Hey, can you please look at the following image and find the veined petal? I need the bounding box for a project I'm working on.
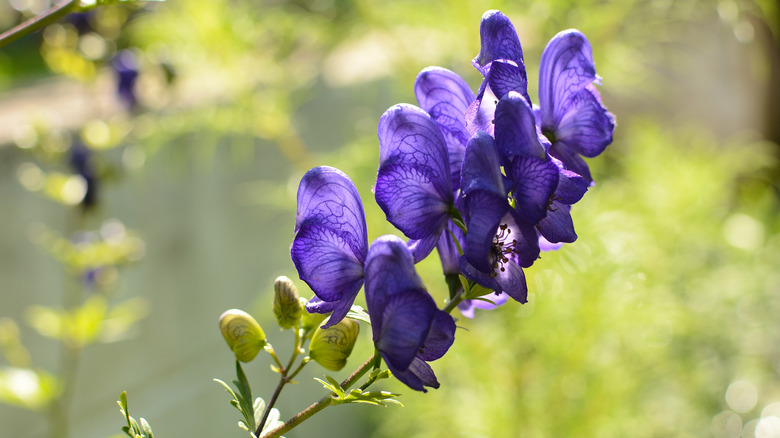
[537,201,577,243]
[486,60,531,105]
[294,166,368,261]
[414,67,475,189]
[555,84,616,158]
[375,162,452,240]
[291,223,365,303]
[418,310,456,362]
[377,104,452,201]
[556,168,589,205]
[408,229,443,264]
[436,220,465,276]
[548,141,593,183]
[383,355,439,392]
[505,154,559,225]
[472,10,524,75]
[375,290,438,371]
[495,92,547,161]
[460,132,505,197]
[538,29,598,131]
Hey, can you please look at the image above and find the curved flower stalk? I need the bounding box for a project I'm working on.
[375,104,455,262]
[364,235,455,392]
[537,29,616,183]
[291,166,368,327]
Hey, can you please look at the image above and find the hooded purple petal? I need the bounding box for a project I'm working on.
[376,104,454,240]
[418,311,456,362]
[414,67,475,190]
[472,10,524,75]
[505,155,559,225]
[292,167,368,327]
[538,30,615,182]
[486,60,531,105]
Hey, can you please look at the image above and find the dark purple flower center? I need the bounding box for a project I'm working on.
[542,128,557,144]
[490,223,519,277]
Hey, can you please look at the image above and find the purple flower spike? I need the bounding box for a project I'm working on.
[376,104,454,261]
[364,235,455,392]
[414,67,475,190]
[538,30,615,182]
[291,166,368,327]
[472,10,524,75]
[495,93,560,225]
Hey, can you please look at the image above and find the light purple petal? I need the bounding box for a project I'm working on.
[376,104,454,239]
[537,201,577,243]
[555,84,616,157]
[377,104,452,199]
[291,223,365,303]
[458,292,509,319]
[539,234,564,252]
[375,162,452,240]
[538,29,598,130]
[294,166,368,260]
[436,221,464,276]
[414,67,475,189]
[472,10,524,75]
[464,81,497,137]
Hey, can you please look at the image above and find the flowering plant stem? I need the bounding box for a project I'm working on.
[0,0,80,48]
[256,328,307,435]
[260,352,377,438]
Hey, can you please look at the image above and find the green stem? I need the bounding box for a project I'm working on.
[256,328,306,436]
[442,283,467,314]
[0,0,81,48]
[260,353,376,438]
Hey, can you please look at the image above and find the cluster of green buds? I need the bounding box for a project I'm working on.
[217,276,359,371]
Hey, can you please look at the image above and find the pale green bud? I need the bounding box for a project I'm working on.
[309,318,359,371]
[300,297,328,334]
[272,276,303,329]
[218,309,266,362]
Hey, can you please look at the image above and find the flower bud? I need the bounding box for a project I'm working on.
[309,318,359,371]
[272,276,303,329]
[218,309,266,362]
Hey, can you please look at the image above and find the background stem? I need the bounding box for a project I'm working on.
[0,0,80,48]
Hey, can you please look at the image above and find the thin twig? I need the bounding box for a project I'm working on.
[0,0,80,48]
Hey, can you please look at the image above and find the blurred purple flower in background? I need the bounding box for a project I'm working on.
[112,50,139,110]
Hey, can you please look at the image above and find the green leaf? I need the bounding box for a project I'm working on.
[313,377,342,396]
[346,305,371,325]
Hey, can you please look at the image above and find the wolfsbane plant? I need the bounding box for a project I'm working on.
[119,9,615,437]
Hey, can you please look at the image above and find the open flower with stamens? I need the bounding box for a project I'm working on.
[291,166,368,327]
[364,235,455,392]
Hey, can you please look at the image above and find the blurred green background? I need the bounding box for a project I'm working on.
[1,0,779,437]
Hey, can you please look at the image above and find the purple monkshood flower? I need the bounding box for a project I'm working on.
[69,141,98,210]
[537,29,615,183]
[291,166,368,328]
[375,104,454,262]
[112,50,139,110]
[364,235,455,392]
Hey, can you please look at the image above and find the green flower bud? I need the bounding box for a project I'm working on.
[272,276,303,329]
[300,297,327,333]
[309,318,359,371]
[218,309,266,362]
